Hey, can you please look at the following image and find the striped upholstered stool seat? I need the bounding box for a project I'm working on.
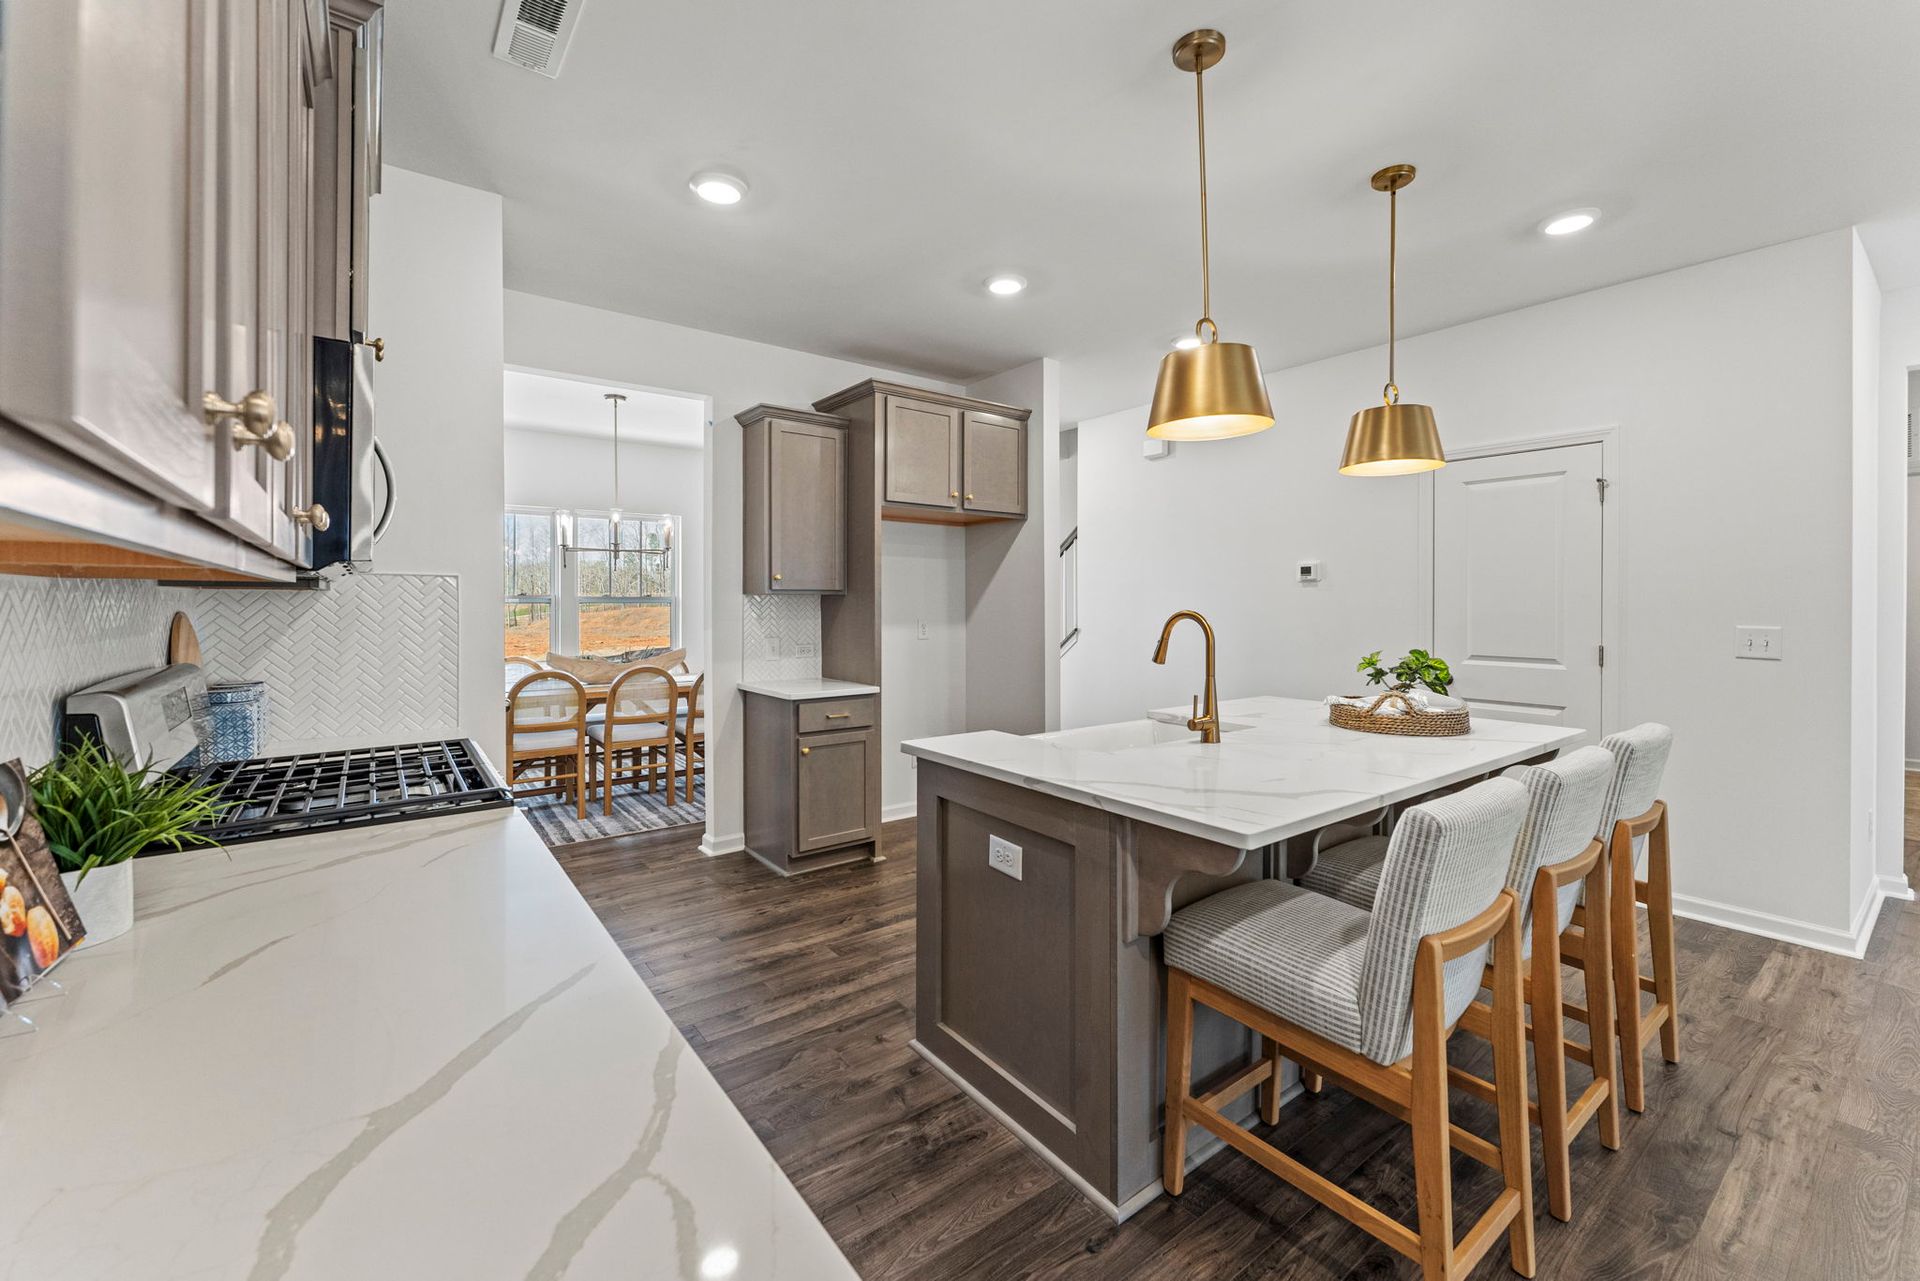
[1164,881,1372,1054]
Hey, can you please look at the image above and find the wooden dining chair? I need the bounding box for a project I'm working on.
[1304,746,1621,1221]
[588,666,678,814]
[504,670,590,819]
[1576,723,1676,1115]
[675,673,705,805]
[504,657,544,692]
[1163,778,1536,1281]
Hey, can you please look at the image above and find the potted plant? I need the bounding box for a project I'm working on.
[1356,648,1455,699]
[28,738,227,945]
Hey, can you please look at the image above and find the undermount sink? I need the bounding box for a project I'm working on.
[1036,718,1252,751]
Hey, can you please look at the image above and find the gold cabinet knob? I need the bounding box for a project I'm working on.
[949,490,959,498]
[772,572,783,582]
[291,502,330,531]
[368,337,386,362]
[965,493,975,501]
[204,390,294,460]
[799,745,811,756]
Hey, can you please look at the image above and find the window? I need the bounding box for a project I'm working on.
[502,508,680,662]
[504,510,553,660]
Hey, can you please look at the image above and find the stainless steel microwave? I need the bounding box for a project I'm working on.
[310,336,395,571]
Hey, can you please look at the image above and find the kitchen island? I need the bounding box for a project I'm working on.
[902,695,1581,1220]
[0,808,854,1281]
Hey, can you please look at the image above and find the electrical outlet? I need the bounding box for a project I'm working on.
[1734,625,1784,660]
[988,835,1023,881]
[795,639,816,658]
[917,620,929,640]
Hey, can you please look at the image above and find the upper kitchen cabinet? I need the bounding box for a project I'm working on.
[0,0,381,579]
[739,405,849,594]
[812,381,1030,525]
[0,0,225,512]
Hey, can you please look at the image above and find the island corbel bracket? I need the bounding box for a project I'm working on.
[1120,819,1248,942]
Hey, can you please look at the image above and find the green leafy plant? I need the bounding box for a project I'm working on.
[28,738,228,882]
[1356,648,1454,697]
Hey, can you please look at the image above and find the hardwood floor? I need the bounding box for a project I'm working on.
[555,818,1920,1279]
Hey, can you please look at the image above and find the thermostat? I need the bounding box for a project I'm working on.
[1297,561,1322,584]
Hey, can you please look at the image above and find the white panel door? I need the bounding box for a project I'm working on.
[1431,443,1605,736]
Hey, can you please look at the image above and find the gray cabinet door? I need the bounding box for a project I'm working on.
[768,418,845,591]
[962,411,1025,516]
[883,395,961,509]
[796,729,875,852]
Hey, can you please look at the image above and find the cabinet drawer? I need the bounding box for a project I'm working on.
[798,696,875,734]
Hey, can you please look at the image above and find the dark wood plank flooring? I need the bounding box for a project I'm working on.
[553,814,1920,1279]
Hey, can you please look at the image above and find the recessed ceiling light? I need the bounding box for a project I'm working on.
[1171,334,1202,351]
[985,274,1027,297]
[689,170,748,206]
[1540,208,1599,237]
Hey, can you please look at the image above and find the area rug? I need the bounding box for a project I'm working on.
[515,759,704,848]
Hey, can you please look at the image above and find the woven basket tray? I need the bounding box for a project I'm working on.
[1328,689,1469,737]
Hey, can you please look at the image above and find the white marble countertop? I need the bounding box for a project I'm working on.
[737,678,879,701]
[0,808,854,1281]
[902,695,1584,849]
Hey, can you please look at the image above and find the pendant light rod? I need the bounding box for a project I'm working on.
[1371,164,1415,401]
[1339,164,1443,476]
[605,391,626,552]
[1195,59,1210,331]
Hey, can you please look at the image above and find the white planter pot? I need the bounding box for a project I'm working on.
[59,860,134,947]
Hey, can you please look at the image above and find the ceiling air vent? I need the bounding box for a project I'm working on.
[492,0,583,78]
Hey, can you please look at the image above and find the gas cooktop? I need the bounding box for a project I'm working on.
[169,739,513,848]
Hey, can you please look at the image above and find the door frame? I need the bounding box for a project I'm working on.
[1416,425,1625,739]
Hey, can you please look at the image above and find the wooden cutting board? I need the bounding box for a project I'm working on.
[167,612,202,666]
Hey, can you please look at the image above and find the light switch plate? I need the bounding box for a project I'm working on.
[1734,625,1784,660]
[988,835,1023,880]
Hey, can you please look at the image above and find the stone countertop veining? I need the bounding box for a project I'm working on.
[737,679,880,701]
[902,695,1585,850]
[0,808,856,1281]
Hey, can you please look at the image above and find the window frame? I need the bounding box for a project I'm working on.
[504,505,682,661]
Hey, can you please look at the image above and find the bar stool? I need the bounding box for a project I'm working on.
[587,666,678,813]
[1583,723,1676,1114]
[1303,747,1620,1221]
[1162,778,1536,1281]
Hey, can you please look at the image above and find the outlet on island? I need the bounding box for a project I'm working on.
[988,835,1023,880]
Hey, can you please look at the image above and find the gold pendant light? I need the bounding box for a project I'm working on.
[1340,164,1446,476]
[1147,30,1274,442]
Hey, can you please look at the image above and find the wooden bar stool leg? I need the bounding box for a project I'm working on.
[1300,1066,1324,1095]
[1530,877,1574,1222]
[1163,969,1195,1196]
[1492,906,1538,1277]
[1647,809,1680,1065]
[574,747,586,819]
[601,744,614,816]
[1585,851,1623,1151]
[1258,1034,1283,1125]
[1410,949,1458,1280]
[1609,825,1646,1113]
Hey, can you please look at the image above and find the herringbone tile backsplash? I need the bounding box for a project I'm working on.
[743,593,822,682]
[0,573,461,765]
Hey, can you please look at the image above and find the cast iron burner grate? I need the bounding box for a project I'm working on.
[167,739,513,848]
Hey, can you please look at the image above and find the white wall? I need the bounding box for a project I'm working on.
[1850,235,1883,920]
[503,428,707,665]
[368,168,506,764]
[1067,231,1883,952]
[881,523,967,816]
[501,289,964,852]
[962,358,1063,734]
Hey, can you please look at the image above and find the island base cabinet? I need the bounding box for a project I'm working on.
[911,761,1267,1219]
[743,692,880,875]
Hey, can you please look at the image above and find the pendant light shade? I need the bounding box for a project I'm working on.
[1146,30,1273,442]
[1339,165,1445,476]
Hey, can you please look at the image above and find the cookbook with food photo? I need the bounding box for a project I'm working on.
[0,759,84,1012]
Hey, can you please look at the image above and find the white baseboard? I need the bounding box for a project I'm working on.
[1878,872,1917,903]
[699,830,745,857]
[1673,885,1890,959]
[882,800,916,823]
[1905,760,1920,772]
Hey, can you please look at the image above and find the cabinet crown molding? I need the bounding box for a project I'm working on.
[810,380,1031,421]
[734,403,849,430]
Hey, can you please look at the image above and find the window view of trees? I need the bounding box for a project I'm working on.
[503,510,677,662]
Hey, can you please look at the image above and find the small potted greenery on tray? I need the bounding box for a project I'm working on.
[1356,648,1455,698]
[28,738,227,945]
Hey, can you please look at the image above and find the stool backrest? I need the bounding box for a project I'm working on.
[1501,746,1615,932]
[1596,722,1673,836]
[1359,776,1528,1064]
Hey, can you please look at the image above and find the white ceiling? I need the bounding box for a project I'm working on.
[503,369,706,447]
[388,1,1920,423]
